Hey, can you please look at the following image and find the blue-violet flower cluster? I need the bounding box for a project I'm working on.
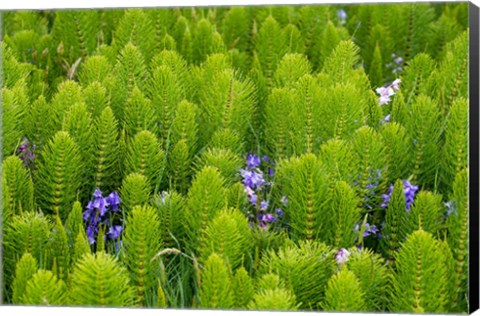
[381,180,419,211]
[240,154,284,229]
[334,248,351,265]
[16,137,36,169]
[376,79,401,105]
[337,9,347,25]
[354,222,379,238]
[387,53,404,74]
[83,189,122,244]
[353,169,382,210]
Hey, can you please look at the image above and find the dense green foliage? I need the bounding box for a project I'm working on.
[1,3,470,313]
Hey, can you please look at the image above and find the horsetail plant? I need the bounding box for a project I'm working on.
[122,204,162,306]
[69,252,135,307]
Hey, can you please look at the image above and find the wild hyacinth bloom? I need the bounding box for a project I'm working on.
[246,154,261,169]
[337,9,347,25]
[108,225,123,239]
[387,53,404,74]
[240,153,279,229]
[92,194,108,216]
[363,223,379,237]
[276,208,284,217]
[334,248,350,265]
[83,189,123,244]
[381,185,393,208]
[381,180,419,211]
[249,194,258,206]
[376,86,395,105]
[403,180,418,210]
[354,222,378,238]
[240,169,266,189]
[106,192,121,211]
[391,79,401,91]
[260,201,269,211]
[244,186,254,196]
[16,137,36,168]
[86,225,96,244]
[256,213,276,229]
[354,169,382,209]
[376,79,401,105]
[262,213,275,223]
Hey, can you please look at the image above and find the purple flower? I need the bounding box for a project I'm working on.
[262,213,276,223]
[384,114,391,123]
[18,144,27,152]
[108,225,123,239]
[84,189,124,246]
[258,213,276,225]
[244,186,254,196]
[86,225,96,245]
[403,180,418,210]
[83,210,92,222]
[376,86,395,98]
[249,194,258,206]
[379,95,391,106]
[334,248,350,265]
[381,180,419,210]
[337,9,347,25]
[106,192,121,211]
[89,213,102,227]
[354,222,379,238]
[260,201,269,211]
[392,67,403,74]
[246,154,261,169]
[376,86,395,105]
[381,185,394,208]
[276,208,284,217]
[269,168,274,177]
[391,79,401,91]
[92,196,108,216]
[240,169,266,189]
[362,223,379,238]
[388,54,404,74]
[376,80,400,105]
[16,137,36,168]
[84,199,94,211]
[93,189,103,198]
[263,155,269,162]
